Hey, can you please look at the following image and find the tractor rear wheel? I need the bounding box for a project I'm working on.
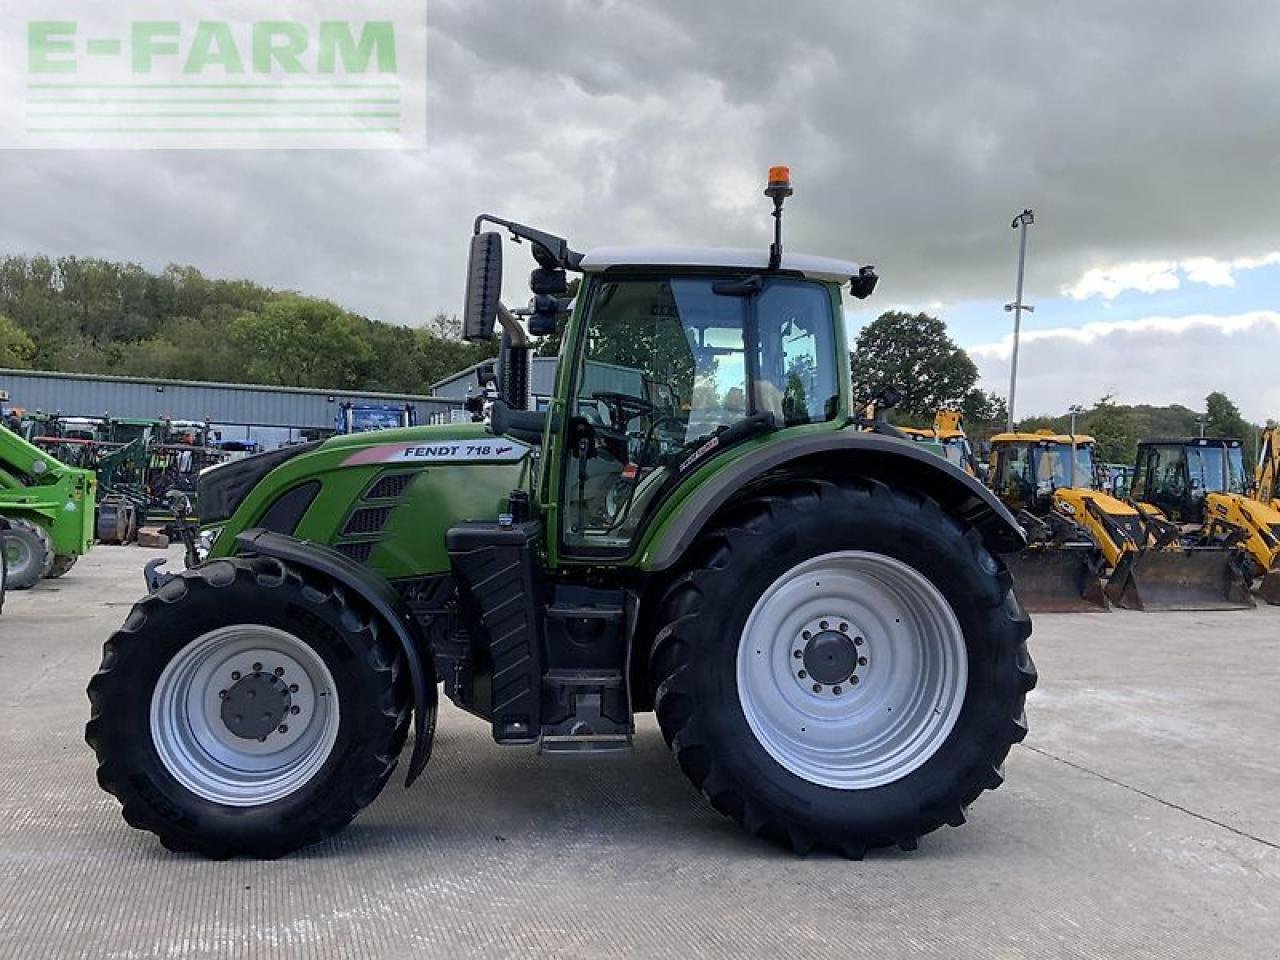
[650,478,1036,856]
[2,519,53,589]
[86,557,412,858]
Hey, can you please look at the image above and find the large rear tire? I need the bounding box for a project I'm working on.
[86,556,412,858]
[650,478,1036,857]
[2,519,53,589]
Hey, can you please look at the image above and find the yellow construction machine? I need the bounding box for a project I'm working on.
[1258,425,1279,506]
[1128,436,1279,606]
[989,432,1254,612]
[900,409,979,477]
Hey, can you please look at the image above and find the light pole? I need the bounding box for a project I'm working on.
[1005,209,1035,432]
[1068,403,1084,488]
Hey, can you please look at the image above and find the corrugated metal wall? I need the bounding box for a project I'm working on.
[0,368,459,430]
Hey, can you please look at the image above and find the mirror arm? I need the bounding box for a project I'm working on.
[473,214,583,271]
[496,302,529,348]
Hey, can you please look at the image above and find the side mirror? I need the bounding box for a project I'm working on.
[463,231,503,342]
[849,265,878,300]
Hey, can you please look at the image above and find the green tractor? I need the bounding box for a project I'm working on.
[86,171,1036,859]
[1,424,97,588]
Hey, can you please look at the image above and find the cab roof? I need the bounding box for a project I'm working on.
[579,246,862,283]
[1137,437,1242,447]
[990,432,1097,445]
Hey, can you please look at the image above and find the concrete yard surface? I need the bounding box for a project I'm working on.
[1,545,1277,959]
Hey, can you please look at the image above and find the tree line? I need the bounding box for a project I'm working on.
[0,255,496,394]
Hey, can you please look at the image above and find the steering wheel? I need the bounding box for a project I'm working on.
[591,391,655,430]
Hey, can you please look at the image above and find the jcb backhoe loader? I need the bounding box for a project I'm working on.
[901,409,978,478]
[1128,437,1279,606]
[989,432,1253,611]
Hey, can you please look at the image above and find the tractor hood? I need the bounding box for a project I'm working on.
[203,421,535,579]
[320,422,533,468]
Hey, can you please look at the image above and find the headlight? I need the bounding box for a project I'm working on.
[196,525,225,562]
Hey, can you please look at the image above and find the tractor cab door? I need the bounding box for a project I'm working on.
[556,273,840,557]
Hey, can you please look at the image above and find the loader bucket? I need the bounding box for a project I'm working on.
[1004,546,1110,613]
[1260,568,1280,606]
[1105,549,1256,612]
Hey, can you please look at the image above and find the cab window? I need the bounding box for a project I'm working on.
[561,274,838,552]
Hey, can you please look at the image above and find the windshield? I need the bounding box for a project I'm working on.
[1040,442,1095,489]
[564,274,839,550]
[348,408,406,433]
[939,437,974,471]
[1226,445,1248,494]
[1186,443,1229,496]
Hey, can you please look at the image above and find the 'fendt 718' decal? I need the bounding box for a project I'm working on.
[343,439,531,467]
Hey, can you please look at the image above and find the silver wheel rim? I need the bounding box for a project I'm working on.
[3,535,33,580]
[150,625,340,807]
[737,551,968,790]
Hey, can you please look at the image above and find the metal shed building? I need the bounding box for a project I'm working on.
[0,368,461,447]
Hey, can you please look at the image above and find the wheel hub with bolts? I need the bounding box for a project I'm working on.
[150,626,339,806]
[796,617,869,695]
[219,669,293,741]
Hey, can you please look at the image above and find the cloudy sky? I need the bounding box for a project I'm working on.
[2,0,1278,421]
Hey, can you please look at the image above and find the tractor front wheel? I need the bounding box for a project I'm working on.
[2,519,53,590]
[651,479,1036,856]
[86,557,412,858]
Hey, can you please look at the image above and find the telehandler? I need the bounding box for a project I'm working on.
[0,423,96,588]
[87,170,1035,859]
[988,432,1252,611]
[1128,437,1279,605]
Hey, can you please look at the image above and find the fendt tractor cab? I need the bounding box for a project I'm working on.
[988,432,1253,611]
[1129,437,1280,605]
[87,170,1035,860]
[337,402,418,435]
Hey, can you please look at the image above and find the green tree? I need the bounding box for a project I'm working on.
[230,296,375,388]
[1083,395,1134,464]
[1204,390,1257,463]
[960,389,1008,442]
[0,313,36,368]
[850,311,979,416]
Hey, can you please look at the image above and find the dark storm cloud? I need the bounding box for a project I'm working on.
[1,0,1277,324]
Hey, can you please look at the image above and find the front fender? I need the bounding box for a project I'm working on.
[234,528,437,786]
[642,431,1025,571]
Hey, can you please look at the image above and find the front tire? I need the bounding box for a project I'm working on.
[86,557,412,858]
[2,519,52,589]
[651,479,1036,856]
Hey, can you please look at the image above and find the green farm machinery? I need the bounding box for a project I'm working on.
[0,423,96,588]
[87,170,1035,859]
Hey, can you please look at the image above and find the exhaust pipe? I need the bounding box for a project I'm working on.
[1105,549,1256,611]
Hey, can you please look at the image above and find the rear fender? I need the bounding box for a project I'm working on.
[641,432,1026,571]
[234,528,438,786]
